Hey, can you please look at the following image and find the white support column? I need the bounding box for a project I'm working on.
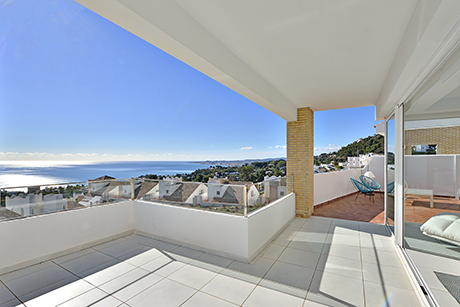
[394,104,405,247]
[384,120,388,224]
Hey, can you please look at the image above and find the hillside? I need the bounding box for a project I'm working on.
[141,159,286,183]
[314,134,384,165]
[140,135,384,182]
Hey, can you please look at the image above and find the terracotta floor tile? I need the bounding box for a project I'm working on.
[313,193,460,224]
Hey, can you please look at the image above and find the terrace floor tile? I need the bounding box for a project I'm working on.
[0,216,423,307]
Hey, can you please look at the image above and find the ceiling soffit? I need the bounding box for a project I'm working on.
[376,1,460,120]
[74,0,460,122]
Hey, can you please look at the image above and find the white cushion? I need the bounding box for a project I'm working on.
[420,213,460,244]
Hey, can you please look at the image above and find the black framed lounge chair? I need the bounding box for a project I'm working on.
[350,177,375,202]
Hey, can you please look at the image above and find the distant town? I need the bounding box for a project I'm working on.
[143,134,385,182]
[1,134,385,219]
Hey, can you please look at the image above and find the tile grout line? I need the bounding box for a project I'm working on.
[49,241,173,305]
[3,257,99,306]
[263,218,322,302]
[304,219,334,299]
[0,278,24,305]
[51,258,111,306]
[177,254,238,306]
[100,257,177,305]
[358,226,367,307]
[240,220,306,306]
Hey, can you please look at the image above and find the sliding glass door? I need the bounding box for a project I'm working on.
[385,116,395,234]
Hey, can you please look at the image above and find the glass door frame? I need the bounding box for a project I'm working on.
[386,103,438,306]
[384,104,405,247]
[394,104,405,247]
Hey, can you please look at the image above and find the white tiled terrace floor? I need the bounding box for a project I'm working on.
[0,216,421,307]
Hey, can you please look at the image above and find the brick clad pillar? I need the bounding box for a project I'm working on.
[287,107,314,218]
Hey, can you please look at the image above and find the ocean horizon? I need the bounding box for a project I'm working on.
[0,161,214,188]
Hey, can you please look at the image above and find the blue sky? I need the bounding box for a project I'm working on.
[0,0,381,161]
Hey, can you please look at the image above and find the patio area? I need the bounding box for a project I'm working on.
[0,216,420,307]
[404,195,460,224]
[313,193,385,224]
[313,192,460,226]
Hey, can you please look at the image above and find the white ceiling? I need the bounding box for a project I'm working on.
[75,0,460,121]
[171,0,417,112]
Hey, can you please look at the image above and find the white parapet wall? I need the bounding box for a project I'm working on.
[133,200,249,262]
[134,193,295,262]
[368,155,385,188]
[0,201,133,274]
[314,169,362,206]
[0,193,296,273]
[247,193,295,261]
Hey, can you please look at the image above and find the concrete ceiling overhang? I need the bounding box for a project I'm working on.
[75,0,460,121]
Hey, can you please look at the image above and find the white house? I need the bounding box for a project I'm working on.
[88,175,115,194]
[5,193,67,216]
[143,184,160,201]
[158,180,181,198]
[6,193,43,216]
[246,184,260,206]
[184,183,208,204]
[42,194,67,213]
[207,182,229,201]
[262,177,287,205]
[79,196,102,207]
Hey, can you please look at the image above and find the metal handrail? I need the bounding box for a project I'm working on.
[0,178,132,191]
[0,174,289,191]
[1,175,293,221]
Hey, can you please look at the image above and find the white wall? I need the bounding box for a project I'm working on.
[247,193,295,261]
[159,181,181,197]
[207,184,228,201]
[90,181,109,192]
[368,155,385,187]
[0,201,133,274]
[133,201,248,261]
[247,185,259,205]
[405,155,459,197]
[314,169,362,205]
[0,193,297,273]
[144,184,160,200]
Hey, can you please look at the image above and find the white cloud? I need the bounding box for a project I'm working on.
[76,153,98,157]
[240,147,253,150]
[275,145,286,149]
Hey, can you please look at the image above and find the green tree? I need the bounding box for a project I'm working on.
[276,160,286,168]
[239,165,254,181]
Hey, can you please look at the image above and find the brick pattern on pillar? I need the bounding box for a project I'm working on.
[287,107,314,218]
[405,126,460,154]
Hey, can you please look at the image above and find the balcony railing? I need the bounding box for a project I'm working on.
[0,175,293,221]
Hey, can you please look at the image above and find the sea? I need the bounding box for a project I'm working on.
[0,161,213,188]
